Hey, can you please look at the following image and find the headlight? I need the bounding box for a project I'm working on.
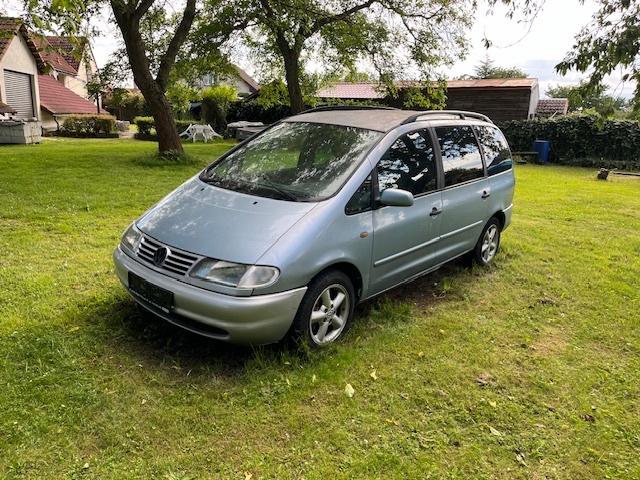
[121,223,142,252]
[190,259,279,289]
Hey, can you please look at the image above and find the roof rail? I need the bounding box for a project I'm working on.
[401,110,493,125]
[300,105,398,114]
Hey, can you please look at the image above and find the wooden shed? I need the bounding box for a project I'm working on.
[441,79,539,122]
[316,78,540,122]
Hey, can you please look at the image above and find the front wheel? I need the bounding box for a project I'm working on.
[473,217,501,266]
[292,269,355,347]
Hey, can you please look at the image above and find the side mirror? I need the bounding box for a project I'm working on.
[379,188,414,207]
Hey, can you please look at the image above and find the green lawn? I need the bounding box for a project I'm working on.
[1,138,639,479]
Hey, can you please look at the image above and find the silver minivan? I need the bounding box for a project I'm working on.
[114,108,515,347]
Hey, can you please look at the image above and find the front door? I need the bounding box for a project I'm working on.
[369,129,443,296]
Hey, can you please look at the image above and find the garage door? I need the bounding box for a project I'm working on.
[4,70,35,119]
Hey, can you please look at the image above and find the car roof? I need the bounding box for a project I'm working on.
[284,107,493,133]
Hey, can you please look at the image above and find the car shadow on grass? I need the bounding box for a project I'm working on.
[107,260,477,375]
[110,300,263,374]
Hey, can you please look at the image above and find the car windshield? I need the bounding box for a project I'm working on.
[200,121,382,202]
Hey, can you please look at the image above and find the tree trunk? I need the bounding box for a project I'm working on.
[280,43,305,114]
[129,57,184,154]
[142,82,183,152]
[111,0,195,155]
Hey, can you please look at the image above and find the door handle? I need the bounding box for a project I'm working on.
[430,207,442,217]
[481,191,491,199]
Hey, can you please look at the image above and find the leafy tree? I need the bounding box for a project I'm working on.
[108,0,197,154]
[201,84,237,132]
[546,81,628,116]
[475,56,527,79]
[17,0,216,155]
[458,56,528,80]
[201,0,474,114]
[255,80,291,109]
[340,69,374,83]
[556,0,640,105]
[167,82,198,120]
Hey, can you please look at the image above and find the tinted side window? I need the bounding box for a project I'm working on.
[377,130,437,196]
[436,126,484,187]
[474,125,513,176]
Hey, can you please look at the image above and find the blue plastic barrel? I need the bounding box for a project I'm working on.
[533,140,550,163]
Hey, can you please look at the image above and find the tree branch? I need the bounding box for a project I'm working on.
[157,0,197,90]
[308,0,377,35]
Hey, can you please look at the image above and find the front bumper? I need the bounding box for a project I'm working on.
[113,247,307,345]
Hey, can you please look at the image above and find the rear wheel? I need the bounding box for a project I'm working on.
[473,217,501,266]
[292,269,355,347]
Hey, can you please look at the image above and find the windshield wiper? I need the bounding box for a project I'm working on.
[258,173,299,201]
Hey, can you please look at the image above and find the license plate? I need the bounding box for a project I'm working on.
[128,272,173,313]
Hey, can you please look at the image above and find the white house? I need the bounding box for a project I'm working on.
[200,64,260,96]
[0,18,41,121]
[0,17,104,133]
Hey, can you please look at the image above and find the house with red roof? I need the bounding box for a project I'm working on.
[0,17,104,132]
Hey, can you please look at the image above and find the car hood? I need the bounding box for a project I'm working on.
[136,177,317,265]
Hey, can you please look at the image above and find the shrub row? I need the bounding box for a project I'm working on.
[227,99,292,126]
[499,114,640,171]
[61,115,117,137]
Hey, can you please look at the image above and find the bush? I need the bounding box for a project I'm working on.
[61,115,117,136]
[227,99,292,125]
[499,114,640,171]
[134,116,155,135]
[201,85,237,133]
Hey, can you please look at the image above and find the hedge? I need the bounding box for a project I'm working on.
[61,115,117,137]
[227,99,292,126]
[499,114,640,171]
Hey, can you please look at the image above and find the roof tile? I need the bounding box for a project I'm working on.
[536,98,569,117]
[38,74,104,115]
[45,36,81,70]
[33,36,77,75]
[0,17,25,63]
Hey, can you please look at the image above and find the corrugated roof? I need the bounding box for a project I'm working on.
[316,79,539,99]
[447,79,538,89]
[316,82,384,99]
[38,74,104,115]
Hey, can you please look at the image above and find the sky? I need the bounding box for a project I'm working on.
[447,0,635,98]
[63,0,637,99]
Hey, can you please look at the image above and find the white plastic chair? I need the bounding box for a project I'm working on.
[179,124,194,140]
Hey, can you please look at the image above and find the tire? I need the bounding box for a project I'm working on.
[292,269,355,347]
[473,217,501,266]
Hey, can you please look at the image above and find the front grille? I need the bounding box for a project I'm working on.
[137,235,199,276]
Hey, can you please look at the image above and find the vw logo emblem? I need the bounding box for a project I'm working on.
[153,247,170,267]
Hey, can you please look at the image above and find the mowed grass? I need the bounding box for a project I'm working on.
[1,137,639,479]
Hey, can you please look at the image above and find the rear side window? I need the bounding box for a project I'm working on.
[436,126,484,187]
[474,126,513,176]
[377,130,438,196]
